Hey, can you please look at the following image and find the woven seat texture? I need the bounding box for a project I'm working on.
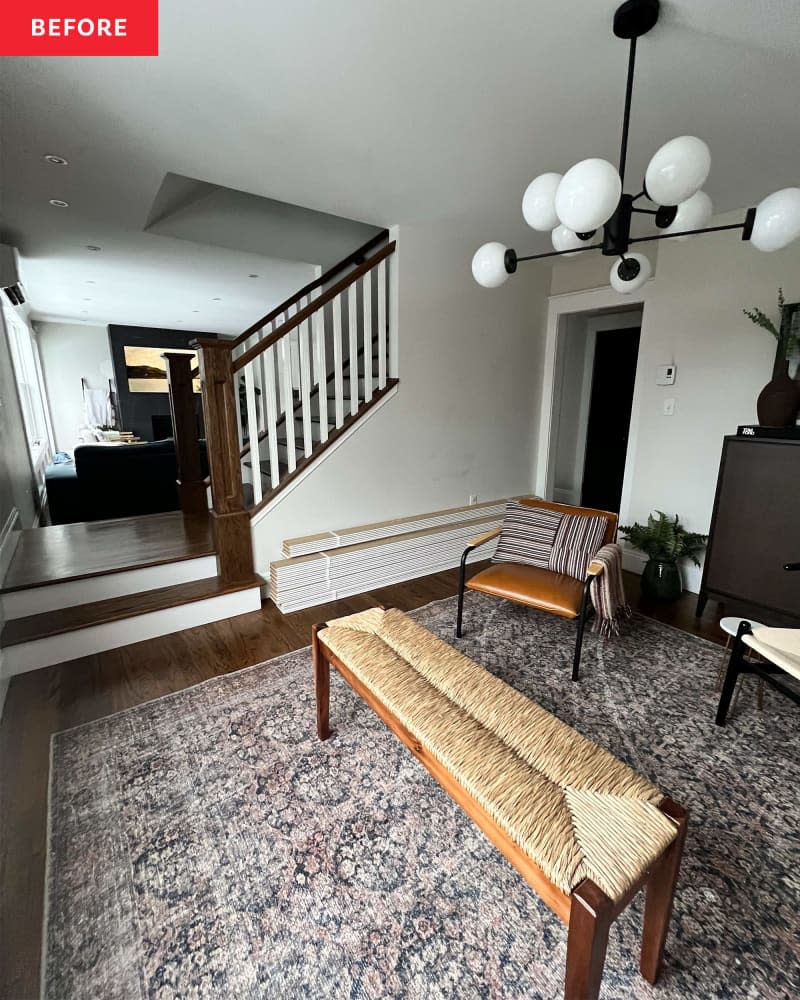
[321,607,676,902]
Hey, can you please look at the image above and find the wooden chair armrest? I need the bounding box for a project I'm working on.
[587,559,605,578]
[466,526,502,551]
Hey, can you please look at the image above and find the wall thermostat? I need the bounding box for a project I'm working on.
[656,364,676,386]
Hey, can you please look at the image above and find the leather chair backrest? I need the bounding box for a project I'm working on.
[517,497,618,546]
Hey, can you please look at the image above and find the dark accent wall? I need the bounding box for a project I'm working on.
[0,310,38,529]
[108,326,217,442]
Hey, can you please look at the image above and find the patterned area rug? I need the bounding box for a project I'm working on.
[44,594,799,1000]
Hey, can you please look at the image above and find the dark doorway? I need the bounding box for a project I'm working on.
[580,326,641,512]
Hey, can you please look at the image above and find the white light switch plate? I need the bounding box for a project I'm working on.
[663,397,676,416]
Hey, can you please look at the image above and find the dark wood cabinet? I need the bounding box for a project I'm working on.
[697,435,800,623]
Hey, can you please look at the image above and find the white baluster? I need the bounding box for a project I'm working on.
[279,334,297,473]
[264,345,280,489]
[377,259,387,389]
[362,271,373,402]
[348,283,358,416]
[314,297,328,443]
[244,362,262,506]
[299,310,313,458]
[333,293,345,428]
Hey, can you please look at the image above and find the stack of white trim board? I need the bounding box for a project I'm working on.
[270,497,513,612]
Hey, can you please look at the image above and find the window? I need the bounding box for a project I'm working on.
[3,306,52,473]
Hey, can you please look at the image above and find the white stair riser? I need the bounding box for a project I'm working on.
[2,585,262,676]
[0,554,218,619]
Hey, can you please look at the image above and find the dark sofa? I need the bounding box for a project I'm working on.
[46,438,208,524]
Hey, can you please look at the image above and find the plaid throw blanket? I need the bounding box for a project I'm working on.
[589,543,631,638]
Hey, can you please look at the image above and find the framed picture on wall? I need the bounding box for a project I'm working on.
[123,346,200,394]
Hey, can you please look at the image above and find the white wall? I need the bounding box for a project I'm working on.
[251,221,551,571]
[548,211,800,591]
[36,322,113,454]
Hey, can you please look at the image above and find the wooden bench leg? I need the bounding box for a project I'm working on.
[565,881,613,1000]
[640,798,688,984]
[311,624,330,740]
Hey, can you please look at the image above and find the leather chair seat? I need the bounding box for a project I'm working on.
[466,562,584,619]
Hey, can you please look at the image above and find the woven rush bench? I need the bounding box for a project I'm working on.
[312,607,688,1000]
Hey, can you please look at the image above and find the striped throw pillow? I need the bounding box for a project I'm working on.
[492,501,563,569]
[548,513,608,580]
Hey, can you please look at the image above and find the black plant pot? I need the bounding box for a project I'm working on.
[641,558,682,601]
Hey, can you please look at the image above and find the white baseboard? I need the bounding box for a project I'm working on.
[0,554,218,620]
[0,507,21,586]
[3,584,262,676]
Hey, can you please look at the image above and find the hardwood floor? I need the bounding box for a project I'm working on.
[1,512,214,592]
[0,566,724,1000]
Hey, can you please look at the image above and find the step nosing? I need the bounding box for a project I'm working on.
[0,575,264,646]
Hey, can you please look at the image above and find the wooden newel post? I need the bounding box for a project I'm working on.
[162,352,207,516]
[191,339,255,584]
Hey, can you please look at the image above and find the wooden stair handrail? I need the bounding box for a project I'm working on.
[232,241,396,374]
[231,228,390,349]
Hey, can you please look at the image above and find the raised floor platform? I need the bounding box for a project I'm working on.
[0,511,215,593]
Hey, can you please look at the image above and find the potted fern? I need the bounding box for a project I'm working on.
[619,511,708,601]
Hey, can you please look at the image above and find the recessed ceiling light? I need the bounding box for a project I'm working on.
[44,153,69,166]
[85,280,96,284]
[83,297,92,301]
[212,297,222,301]
[192,309,199,313]
[86,245,101,252]
[49,198,69,208]
[248,274,259,278]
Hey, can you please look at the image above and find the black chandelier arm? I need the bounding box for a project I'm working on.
[627,220,748,244]
[631,206,658,216]
[618,37,637,189]
[514,242,605,263]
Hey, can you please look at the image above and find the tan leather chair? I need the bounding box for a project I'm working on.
[456,498,618,681]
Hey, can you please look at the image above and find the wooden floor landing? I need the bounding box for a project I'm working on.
[0,566,725,1000]
[0,511,214,592]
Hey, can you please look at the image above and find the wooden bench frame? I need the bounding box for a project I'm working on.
[312,618,688,1000]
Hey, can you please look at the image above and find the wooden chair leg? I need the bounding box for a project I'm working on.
[565,881,613,1000]
[640,798,688,984]
[311,624,330,740]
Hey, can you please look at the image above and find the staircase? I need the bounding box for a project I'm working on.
[189,229,399,584]
[0,512,262,675]
[0,232,398,678]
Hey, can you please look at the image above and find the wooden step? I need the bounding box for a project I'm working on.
[0,574,265,647]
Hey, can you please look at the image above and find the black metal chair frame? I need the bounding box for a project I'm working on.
[455,541,595,682]
[715,619,800,726]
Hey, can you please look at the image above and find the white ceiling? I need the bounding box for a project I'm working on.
[1,0,799,333]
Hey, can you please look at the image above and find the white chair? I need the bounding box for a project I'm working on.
[716,623,800,725]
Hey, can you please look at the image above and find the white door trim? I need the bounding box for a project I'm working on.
[534,281,652,527]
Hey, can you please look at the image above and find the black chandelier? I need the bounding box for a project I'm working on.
[473,0,800,293]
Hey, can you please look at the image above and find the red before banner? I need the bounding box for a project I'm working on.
[2,0,158,56]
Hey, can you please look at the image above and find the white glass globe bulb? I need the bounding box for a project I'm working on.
[645,136,711,206]
[472,242,511,288]
[749,188,800,252]
[555,159,622,232]
[610,253,652,294]
[663,190,713,239]
[522,172,562,231]
[552,225,590,257]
